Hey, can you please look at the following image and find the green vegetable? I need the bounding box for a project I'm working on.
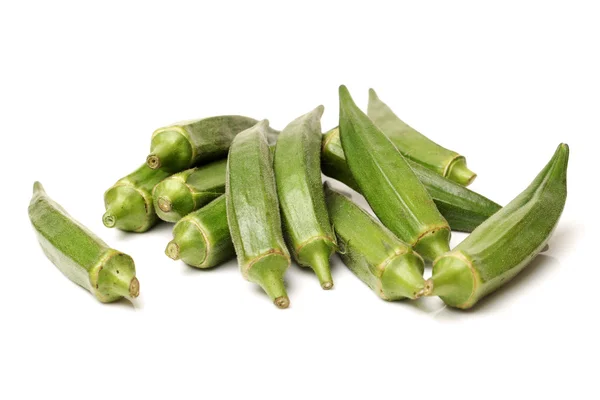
[226,120,291,309]
[426,144,569,309]
[367,88,476,186]
[146,116,259,173]
[166,195,234,269]
[153,159,226,223]
[338,85,451,261]
[29,182,140,303]
[325,185,426,300]
[103,164,171,232]
[321,127,501,232]
[274,106,337,289]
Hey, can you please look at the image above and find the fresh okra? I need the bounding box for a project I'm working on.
[426,144,569,309]
[103,164,171,232]
[166,195,234,269]
[226,120,292,309]
[29,182,140,303]
[321,127,501,232]
[146,116,259,173]
[274,106,337,290]
[338,85,451,261]
[325,185,426,300]
[368,88,476,186]
[152,159,227,223]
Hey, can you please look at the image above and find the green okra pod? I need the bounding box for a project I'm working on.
[166,195,235,269]
[367,88,476,186]
[226,120,292,309]
[325,185,426,300]
[29,182,140,303]
[274,106,337,290]
[153,159,227,223]
[103,164,171,232]
[426,144,569,309]
[321,127,501,232]
[338,85,451,261]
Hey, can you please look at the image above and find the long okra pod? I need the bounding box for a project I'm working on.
[29,182,140,303]
[338,85,451,261]
[321,127,501,232]
[426,144,569,309]
[274,106,337,289]
[226,120,291,309]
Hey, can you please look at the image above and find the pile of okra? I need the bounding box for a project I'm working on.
[28,86,568,309]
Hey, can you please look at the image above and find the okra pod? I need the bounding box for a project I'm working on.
[103,164,171,232]
[29,182,140,303]
[426,144,569,309]
[338,85,451,261]
[325,185,426,300]
[367,88,476,186]
[153,159,227,223]
[226,120,291,309]
[321,127,501,232]
[166,195,234,269]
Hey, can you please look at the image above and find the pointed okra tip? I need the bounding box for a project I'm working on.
[33,181,45,195]
[368,88,379,102]
[313,104,325,119]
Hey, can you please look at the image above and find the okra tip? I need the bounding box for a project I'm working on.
[33,181,45,195]
[165,241,181,260]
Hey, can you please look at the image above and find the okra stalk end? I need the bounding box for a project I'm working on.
[380,252,426,300]
[96,252,140,302]
[165,241,181,260]
[148,129,194,172]
[428,252,476,309]
[102,212,116,228]
[166,221,208,267]
[103,186,149,232]
[446,157,477,186]
[413,227,451,262]
[300,239,335,290]
[247,253,290,309]
[153,178,195,222]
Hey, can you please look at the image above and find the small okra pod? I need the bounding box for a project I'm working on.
[324,185,426,300]
[146,116,260,173]
[166,195,235,269]
[367,88,476,186]
[338,85,451,261]
[103,164,171,232]
[152,159,227,223]
[274,106,337,290]
[426,144,569,309]
[321,127,501,232]
[29,182,140,303]
[226,120,292,309]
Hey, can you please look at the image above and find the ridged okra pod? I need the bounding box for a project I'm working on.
[166,195,234,268]
[274,106,337,290]
[153,159,226,222]
[338,85,451,261]
[103,164,171,232]
[321,127,501,232]
[29,182,140,303]
[226,120,291,309]
[367,88,476,186]
[325,185,426,300]
[427,144,569,309]
[146,116,259,173]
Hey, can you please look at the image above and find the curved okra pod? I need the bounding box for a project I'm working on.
[367,88,476,186]
[29,182,140,303]
[274,106,337,290]
[226,120,292,309]
[321,127,501,232]
[146,116,259,173]
[338,85,451,261]
[152,159,227,222]
[166,195,235,268]
[325,185,426,300]
[103,164,171,232]
[426,144,569,309]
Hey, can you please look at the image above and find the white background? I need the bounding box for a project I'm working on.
[1,1,598,399]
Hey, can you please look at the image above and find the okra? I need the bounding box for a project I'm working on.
[166,195,234,269]
[103,164,171,232]
[29,182,140,303]
[226,120,291,309]
[368,88,476,186]
[146,116,259,173]
[426,144,569,309]
[338,85,451,261]
[325,185,426,300]
[321,127,501,232]
[153,159,227,223]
